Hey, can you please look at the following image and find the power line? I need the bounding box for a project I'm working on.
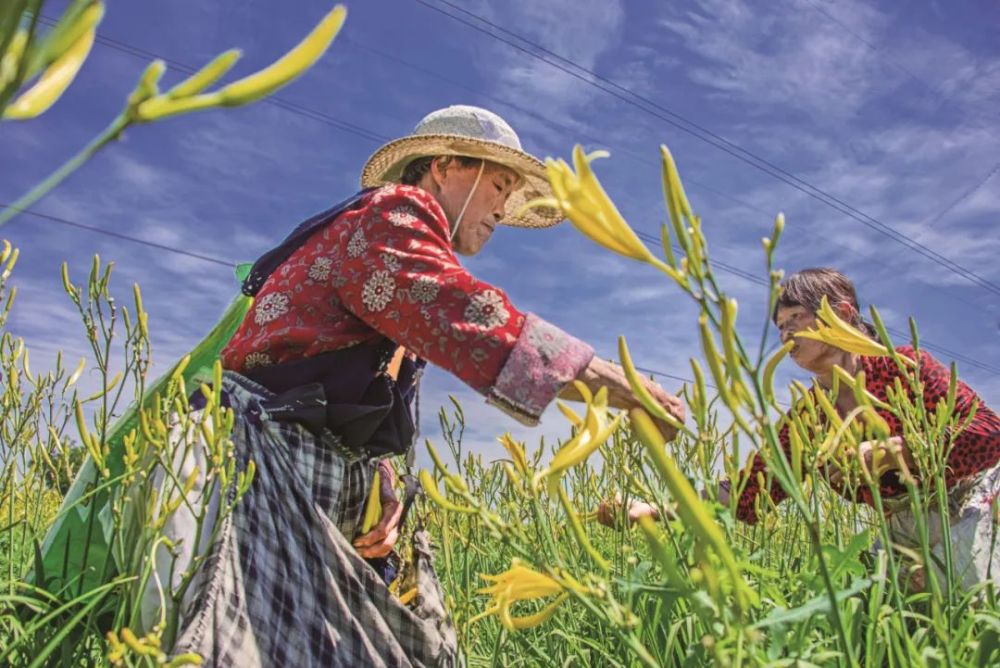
[3,204,235,267]
[636,365,699,387]
[341,22,994,320]
[415,0,1000,299]
[78,13,739,210]
[16,16,1000,377]
[344,31,988,368]
[338,35,774,220]
[923,161,1000,231]
[631,230,1000,376]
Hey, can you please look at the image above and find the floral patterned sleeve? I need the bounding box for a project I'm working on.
[881,347,1000,485]
[335,186,594,426]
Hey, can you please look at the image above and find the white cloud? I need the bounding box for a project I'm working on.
[473,0,624,118]
[656,0,889,122]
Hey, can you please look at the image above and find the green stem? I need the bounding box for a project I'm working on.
[0,113,130,228]
[556,485,609,572]
[745,372,858,666]
[806,518,857,666]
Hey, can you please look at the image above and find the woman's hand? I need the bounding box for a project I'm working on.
[596,493,671,528]
[642,379,686,440]
[714,480,732,507]
[564,357,686,439]
[353,464,403,559]
[828,436,914,485]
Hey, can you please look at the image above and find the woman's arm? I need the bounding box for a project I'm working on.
[560,356,685,436]
[897,347,1000,484]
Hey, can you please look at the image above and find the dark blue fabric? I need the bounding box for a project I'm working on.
[241,189,374,297]
[237,188,423,458]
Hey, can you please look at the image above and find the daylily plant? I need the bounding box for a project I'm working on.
[470,560,576,631]
[534,381,624,495]
[795,295,894,358]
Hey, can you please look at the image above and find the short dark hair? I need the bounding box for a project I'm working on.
[399,155,482,186]
[774,267,873,334]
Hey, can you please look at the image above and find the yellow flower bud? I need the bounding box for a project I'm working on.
[419,469,475,514]
[217,6,346,105]
[771,213,785,247]
[659,144,694,251]
[165,652,204,667]
[1,246,18,281]
[24,1,104,76]
[763,340,794,405]
[0,31,28,89]
[4,11,98,119]
[619,335,683,430]
[398,587,418,606]
[126,59,167,109]
[167,49,241,99]
[361,469,383,533]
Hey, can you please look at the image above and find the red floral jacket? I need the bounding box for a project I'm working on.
[221,184,594,426]
[735,346,1000,523]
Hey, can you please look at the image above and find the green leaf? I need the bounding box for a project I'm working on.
[753,577,872,629]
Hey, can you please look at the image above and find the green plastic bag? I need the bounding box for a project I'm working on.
[35,267,252,596]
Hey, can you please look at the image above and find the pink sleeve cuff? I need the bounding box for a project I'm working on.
[486,313,595,426]
[377,458,396,487]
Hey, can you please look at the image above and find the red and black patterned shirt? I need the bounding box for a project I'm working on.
[220,184,594,426]
[734,346,1000,524]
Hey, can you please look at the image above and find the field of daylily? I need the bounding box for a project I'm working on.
[4,2,1000,666]
[3,146,1000,666]
[413,146,1000,667]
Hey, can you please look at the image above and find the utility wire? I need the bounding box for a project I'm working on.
[416,0,1000,298]
[13,13,999,378]
[2,204,236,268]
[633,230,1000,375]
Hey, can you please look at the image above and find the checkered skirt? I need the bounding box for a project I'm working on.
[170,372,457,667]
[882,460,1000,591]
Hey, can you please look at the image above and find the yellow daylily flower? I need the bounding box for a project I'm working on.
[4,17,98,120]
[795,295,891,357]
[519,146,658,263]
[134,5,346,121]
[498,433,530,475]
[470,560,573,630]
[534,382,624,494]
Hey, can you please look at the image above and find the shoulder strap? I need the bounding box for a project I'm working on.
[242,188,375,296]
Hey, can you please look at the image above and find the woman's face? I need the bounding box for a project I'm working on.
[775,305,841,375]
[428,158,518,256]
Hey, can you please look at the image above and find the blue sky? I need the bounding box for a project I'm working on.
[3,0,999,460]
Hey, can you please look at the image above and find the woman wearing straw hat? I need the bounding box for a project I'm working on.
[161,105,684,667]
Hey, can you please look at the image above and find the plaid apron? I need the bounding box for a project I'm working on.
[881,461,1000,591]
[168,372,457,667]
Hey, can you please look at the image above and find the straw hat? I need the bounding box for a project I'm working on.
[361,105,562,228]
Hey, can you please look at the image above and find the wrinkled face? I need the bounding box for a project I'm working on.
[427,158,519,256]
[775,305,839,375]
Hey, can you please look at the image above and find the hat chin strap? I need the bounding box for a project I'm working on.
[450,159,486,241]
